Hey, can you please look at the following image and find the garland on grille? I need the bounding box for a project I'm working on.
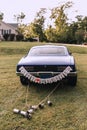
[19,66,72,84]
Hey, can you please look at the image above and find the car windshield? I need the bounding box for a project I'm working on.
[28,46,68,56]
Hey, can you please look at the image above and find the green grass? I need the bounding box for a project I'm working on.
[0,42,87,130]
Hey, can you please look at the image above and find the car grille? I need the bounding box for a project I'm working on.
[21,65,74,72]
[17,65,76,73]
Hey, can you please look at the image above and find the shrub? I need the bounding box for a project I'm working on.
[9,34,15,41]
[3,34,9,41]
[16,34,24,41]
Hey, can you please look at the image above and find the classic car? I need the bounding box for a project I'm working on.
[16,45,77,86]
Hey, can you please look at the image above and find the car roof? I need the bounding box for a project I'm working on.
[31,45,67,49]
[28,44,69,56]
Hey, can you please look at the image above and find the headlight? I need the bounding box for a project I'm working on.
[24,66,34,72]
[57,66,67,72]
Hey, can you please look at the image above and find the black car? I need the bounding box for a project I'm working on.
[16,45,77,86]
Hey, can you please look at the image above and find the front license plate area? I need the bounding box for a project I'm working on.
[39,73,52,78]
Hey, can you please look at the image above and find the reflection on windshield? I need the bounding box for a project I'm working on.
[29,47,68,56]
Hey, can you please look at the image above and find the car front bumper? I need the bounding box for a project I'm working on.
[16,71,77,78]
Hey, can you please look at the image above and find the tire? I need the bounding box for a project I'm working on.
[20,76,29,86]
[68,76,77,86]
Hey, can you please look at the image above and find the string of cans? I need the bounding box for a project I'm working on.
[13,82,60,120]
[13,66,72,120]
[13,99,53,120]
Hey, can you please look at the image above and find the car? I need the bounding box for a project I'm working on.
[16,45,77,86]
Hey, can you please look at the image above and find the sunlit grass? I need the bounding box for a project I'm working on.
[0,42,87,130]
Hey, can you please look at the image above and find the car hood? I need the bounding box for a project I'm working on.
[18,55,74,65]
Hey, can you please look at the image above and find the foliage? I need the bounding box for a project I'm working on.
[23,23,38,39]
[50,1,73,31]
[14,12,25,23]
[45,1,87,44]
[45,1,73,43]
[13,1,87,43]
[9,34,15,41]
[17,24,26,34]
[70,16,87,44]
[30,8,47,41]
[45,26,57,42]
[17,8,47,42]
[3,34,15,41]
[75,29,84,44]
[0,11,4,20]
[16,34,24,41]
[3,34,9,41]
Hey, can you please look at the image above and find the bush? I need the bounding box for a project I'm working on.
[3,34,9,41]
[3,34,15,41]
[9,34,15,41]
[16,34,24,41]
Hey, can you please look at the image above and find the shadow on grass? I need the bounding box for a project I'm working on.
[24,81,77,98]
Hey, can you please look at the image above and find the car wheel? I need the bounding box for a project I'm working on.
[68,76,77,86]
[20,76,29,86]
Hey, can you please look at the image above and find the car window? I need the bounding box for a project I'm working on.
[28,47,68,56]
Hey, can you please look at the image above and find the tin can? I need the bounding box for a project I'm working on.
[47,101,53,106]
[13,108,20,114]
[27,109,34,114]
[39,103,44,109]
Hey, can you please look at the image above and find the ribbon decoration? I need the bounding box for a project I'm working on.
[19,66,72,84]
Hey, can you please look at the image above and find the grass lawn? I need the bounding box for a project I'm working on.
[0,42,87,130]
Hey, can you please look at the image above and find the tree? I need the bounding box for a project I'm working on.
[74,15,87,43]
[0,12,4,20]
[47,1,73,43]
[20,12,25,23]
[45,25,57,42]
[14,12,25,23]
[31,8,47,41]
[65,22,78,44]
[20,8,47,41]
[23,23,38,40]
[50,1,73,31]
[83,17,87,42]
[18,24,26,34]
[75,29,84,44]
